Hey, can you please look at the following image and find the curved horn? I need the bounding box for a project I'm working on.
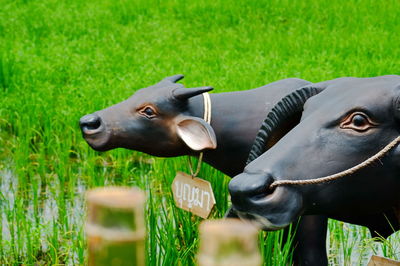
[173,86,213,100]
[246,86,324,164]
[162,74,184,83]
[394,86,400,122]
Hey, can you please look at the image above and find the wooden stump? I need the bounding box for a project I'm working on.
[198,219,261,266]
[368,255,400,266]
[86,187,146,266]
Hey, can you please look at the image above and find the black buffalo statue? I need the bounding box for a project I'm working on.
[80,75,334,264]
[80,75,309,176]
[229,75,400,246]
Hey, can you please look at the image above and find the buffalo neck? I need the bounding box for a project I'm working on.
[187,90,269,177]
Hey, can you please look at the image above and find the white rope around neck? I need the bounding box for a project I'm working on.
[188,93,211,177]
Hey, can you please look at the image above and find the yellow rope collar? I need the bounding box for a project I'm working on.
[188,93,211,177]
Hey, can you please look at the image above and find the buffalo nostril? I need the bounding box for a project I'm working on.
[80,114,102,131]
[229,173,276,200]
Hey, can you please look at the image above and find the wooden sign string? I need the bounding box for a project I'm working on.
[188,92,212,177]
[174,93,215,219]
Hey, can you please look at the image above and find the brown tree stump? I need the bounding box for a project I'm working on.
[198,219,261,266]
[368,255,400,266]
[86,187,146,266]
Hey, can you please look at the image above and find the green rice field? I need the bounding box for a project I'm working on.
[1,0,400,264]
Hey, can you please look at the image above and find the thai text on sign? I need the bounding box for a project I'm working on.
[172,172,216,219]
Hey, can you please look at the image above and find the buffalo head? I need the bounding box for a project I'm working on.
[229,75,400,230]
[80,75,216,156]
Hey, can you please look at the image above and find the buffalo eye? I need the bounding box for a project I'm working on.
[352,114,367,127]
[340,112,378,132]
[138,106,157,118]
[144,107,154,116]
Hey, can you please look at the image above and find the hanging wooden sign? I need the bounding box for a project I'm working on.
[172,172,216,219]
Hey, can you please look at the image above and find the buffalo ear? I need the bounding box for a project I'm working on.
[176,117,217,151]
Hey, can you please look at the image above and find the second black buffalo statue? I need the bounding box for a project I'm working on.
[230,75,400,244]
